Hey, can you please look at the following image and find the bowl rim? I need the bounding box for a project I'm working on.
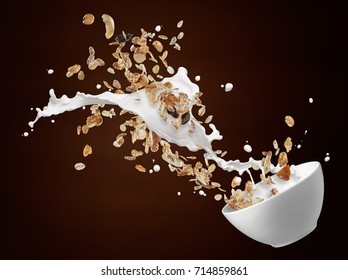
[222,161,322,215]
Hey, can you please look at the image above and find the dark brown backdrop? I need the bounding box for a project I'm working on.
[2,0,346,259]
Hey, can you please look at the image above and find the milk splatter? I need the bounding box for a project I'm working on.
[96,84,102,89]
[243,144,252,153]
[194,75,201,82]
[28,68,273,183]
[224,83,233,92]
[47,69,54,75]
[324,153,330,162]
[153,164,160,172]
[309,98,313,103]
[23,132,29,137]
[155,25,161,32]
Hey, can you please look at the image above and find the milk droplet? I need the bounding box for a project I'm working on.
[220,84,224,88]
[96,84,101,89]
[195,75,201,82]
[47,69,54,74]
[224,83,233,92]
[304,130,308,135]
[152,159,155,163]
[155,25,161,32]
[324,156,330,162]
[23,132,29,137]
[297,144,301,149]
[82,106,86,110]
[153,164,160,172]
[177,192,181,196]
[51,119,55,123]
[199,190,205,196]
[31,129,33,132]
[234,176,242,184]
[309,97,313,103]
[30,108,33,110]
[149,169,153,174]
[243,144,252,153]
[326,153,329,156]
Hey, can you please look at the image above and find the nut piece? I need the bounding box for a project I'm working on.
[74,162,86,171]
[82,14,95,25]
[102,14,115,39]
[285,115,295,127]
[277,164,291,180]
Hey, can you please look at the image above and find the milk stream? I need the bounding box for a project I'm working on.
[29,67,277,183]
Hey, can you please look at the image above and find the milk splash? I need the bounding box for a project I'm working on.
[29,67,264,179]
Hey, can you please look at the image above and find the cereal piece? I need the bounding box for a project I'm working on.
[169,36,177,46]
[177,32,184,40]
[152,64,160,74]
[152,40,163,52]
[204,115,213,124]
[135,164,146,172]
[66,64,81,77]
[82,14,95,25]
[208,164,216,173]
[177,20,184,28]
[101,14,115,39]
[173,43,181,51]
[161,50,168,60]
[273,139,278,150]
[124,156,136,161]
[113,133,126,147]
[167,66,174,74]
[158,35,168,40]
[77,70,85,80]
[261,151,272,174]
[284,137,292,153]
[77,125,81,135]
[81,124,89,134]
[186,156,197,160]
[285,115,295,127]
[74,162,85,171]
[277,165,291,181]
[119,124,127,132]
[83,144,92,157]
[214,194,223,201]
[131,149,144,157]
[215,150,222,155]
[260,174,274,185]
[103,80,114,90]
[278,151,288,167]
[107,67,115,74]
[112,79,121,89]
[271,188,278,196]
[198,106,206,116]
[245,181,253,198]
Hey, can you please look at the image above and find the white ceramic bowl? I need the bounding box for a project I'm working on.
[222,161,324,247]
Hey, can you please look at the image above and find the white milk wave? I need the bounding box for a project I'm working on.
[29,67,278,180]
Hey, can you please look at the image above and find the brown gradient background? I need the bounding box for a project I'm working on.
[2,0,346,259]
